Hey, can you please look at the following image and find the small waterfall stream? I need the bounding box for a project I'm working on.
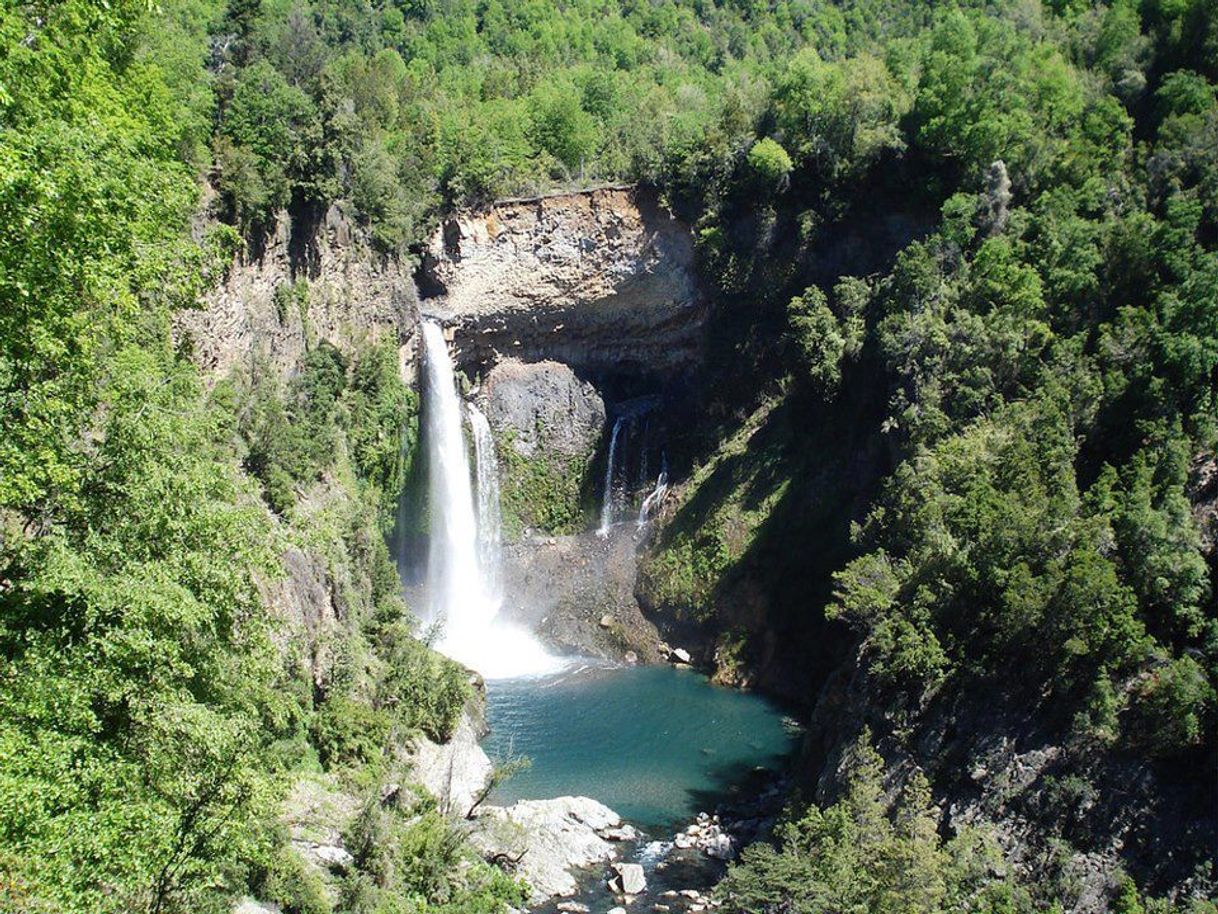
[597,399,665,536]
[597,416,625,537]
[638,455,668,527]
[420,321,558,679]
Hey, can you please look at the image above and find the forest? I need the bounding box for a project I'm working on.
[1,0,1215,911]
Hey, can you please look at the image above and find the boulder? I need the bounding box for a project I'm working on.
[612,862,647,895]
[669,647,692,664]
[704,833,735,860]
[311,844,354,872]
[483,358,605,460]
[603,824,641,841]
[408,709,493,816]
[233,900,282,914]
[469,796,629,903]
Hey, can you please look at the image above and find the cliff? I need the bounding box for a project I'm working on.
[176,205,417,383]
[419,186,702,379]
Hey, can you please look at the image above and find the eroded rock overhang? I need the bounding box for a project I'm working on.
[416,185,703,383]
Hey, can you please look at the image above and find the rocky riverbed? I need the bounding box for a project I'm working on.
[484,775,789,914]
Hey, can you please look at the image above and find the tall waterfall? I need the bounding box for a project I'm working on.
[597,416,624,537]
[420,321,558,679]
[467,403,502,602]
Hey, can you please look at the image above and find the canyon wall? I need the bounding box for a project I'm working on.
[419,186,702,380]
[177,205,417,383]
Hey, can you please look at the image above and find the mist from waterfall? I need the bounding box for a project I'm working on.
[420,321,559,679]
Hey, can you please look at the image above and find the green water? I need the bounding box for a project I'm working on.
[481,664,798,829]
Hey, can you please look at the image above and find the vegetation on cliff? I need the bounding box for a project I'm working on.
[637,0,1217,907]
[0,3,493,912]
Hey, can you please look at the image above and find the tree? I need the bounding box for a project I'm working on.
[745,137,793,193]
[527,82,600,174]
[787,287,847,394]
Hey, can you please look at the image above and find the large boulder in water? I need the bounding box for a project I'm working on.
[609,861,647,895]
[468,796,637,903]
[483,358,604,460]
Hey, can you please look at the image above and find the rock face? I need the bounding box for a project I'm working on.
[282,774,361,896]
[420,186,701,378]
[468,796,638,903]
[408,708,494,817]
[177,205,416,383]
[261,546,337,688]
[483,358,605,459]
[500,530,664,662]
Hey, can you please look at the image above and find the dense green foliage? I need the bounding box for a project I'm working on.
[0,3,478,911]
[630,0,1216,905]
[496,429,593,537]
[719,733,1218,914]
[3,0,1216,908]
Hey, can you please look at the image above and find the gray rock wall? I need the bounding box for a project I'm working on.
[177,205,417,384]
[482,358,605,460]
[420,186,702,378]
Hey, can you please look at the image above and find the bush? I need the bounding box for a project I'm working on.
[260,846,333,914]
[1129,655,1215,755]
[745,137,793,192]
[311,695,393,770]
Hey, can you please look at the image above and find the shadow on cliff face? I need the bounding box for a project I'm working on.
[637,352,891,708]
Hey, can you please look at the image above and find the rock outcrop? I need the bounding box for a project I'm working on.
[177,205,416,383]
[420,187,701,378]
[468,796,639,903]
[408,708,494,818]
[500,530,664,662]
[482,358,605,459]
[282,774,361,897]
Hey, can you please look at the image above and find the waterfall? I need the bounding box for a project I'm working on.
[597,416,624,537]
[638,454,669,527]
[420,321,558,679]
[422,322,486,635]
[467,402,502,602]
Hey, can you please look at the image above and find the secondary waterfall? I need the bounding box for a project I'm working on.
[468,403,502,602]
[597,399,663,537]
[638,455,668,527]
[596,416,625,537]
[420,321,558,679]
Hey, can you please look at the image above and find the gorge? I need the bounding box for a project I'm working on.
[169,179,1217,914]
[5,3,1217,911]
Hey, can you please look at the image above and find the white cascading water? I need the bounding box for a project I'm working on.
[421,321,559,679]
[638,455,669,527]
[467,402,502,602]
[597,416,624,537]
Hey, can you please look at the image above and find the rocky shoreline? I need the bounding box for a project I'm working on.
[468,771,791,914]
